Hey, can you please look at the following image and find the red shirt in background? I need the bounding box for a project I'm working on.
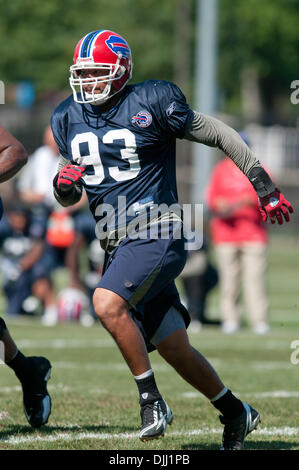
[206,158,267,245]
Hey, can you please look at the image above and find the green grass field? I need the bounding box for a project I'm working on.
[0,235,298,450]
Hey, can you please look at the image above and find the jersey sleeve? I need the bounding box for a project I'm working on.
[50,104,70,159]
[149,81,194,139]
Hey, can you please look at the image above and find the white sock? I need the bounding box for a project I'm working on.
[134,369,153,381]
[210,387,228,403]
[44,305,57,316]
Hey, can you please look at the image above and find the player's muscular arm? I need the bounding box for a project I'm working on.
[0,126,27,182]
[185,111,293,224]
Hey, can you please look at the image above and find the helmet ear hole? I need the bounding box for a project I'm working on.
[117,66,126,77]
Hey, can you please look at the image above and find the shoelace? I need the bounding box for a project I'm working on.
[141,402,159,426]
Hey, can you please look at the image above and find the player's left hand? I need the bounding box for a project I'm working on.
[259,189,294,225]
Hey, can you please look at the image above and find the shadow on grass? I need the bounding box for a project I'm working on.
[182,440,299,451]
[0,423,138,440]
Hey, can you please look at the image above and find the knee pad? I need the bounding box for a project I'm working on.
[0,317,7,340]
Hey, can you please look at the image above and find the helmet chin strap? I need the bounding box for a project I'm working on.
[84,82,111,105]
[85,82,124,106]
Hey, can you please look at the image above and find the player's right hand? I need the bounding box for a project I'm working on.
[55,164,86,192]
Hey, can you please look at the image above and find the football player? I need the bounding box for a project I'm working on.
[51,31,293,449]
[0,125,52,428]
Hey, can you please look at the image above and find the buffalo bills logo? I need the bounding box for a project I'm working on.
[132,110,152,128]
[106,35,130,58]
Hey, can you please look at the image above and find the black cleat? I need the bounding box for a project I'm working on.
[20,356,52,428]
[219,402,260,450]
[139,399,173,442]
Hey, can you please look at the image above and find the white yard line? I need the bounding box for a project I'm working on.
[3,358,292,371]
[13,337,293,351]
[250,361,294,370]
[2,385,298,400]
[52,361,128,371]
[50,359,294,372]
[1,426,298,445]
[244,390,299,398]
[52,361,169,372]
[16,339,115,349]
[0,385,21,393]
[182,390,299,399]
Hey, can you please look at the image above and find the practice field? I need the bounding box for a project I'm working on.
[0,234,298,451]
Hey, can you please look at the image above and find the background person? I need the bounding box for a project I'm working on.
[18,125,61,210]
[17,125,90,325]
[0,204,56,317]
[206,135,270,334]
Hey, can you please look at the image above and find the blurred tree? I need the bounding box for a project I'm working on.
[0,0,179,93]
[173,0,193,102]
[1,0,299,124]
[219,0,299,124]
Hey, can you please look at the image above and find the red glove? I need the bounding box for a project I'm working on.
[55,165,85,192]
[259,189,294,225]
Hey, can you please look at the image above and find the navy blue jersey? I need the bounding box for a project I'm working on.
[51,80,193,234]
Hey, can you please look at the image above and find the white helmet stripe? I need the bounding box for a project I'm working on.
[78,33,89,59]
[87,30,109,58]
